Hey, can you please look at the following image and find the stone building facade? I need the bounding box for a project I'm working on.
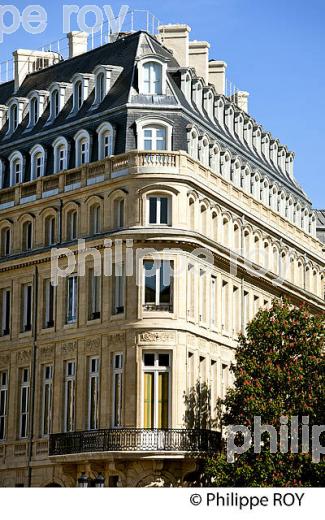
[0,24,323,487]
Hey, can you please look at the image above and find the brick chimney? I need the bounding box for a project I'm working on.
[208,60,227,95]
[67,31,89,58]
[158,24,191,67]
[189,41,210,83]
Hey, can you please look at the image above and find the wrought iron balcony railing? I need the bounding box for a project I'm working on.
[49,428,221,456]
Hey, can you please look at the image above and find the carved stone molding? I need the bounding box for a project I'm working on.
[138,331,175,344]
[0,354,10,367]
[62,341,77,355]
[108,333,125,345]
[85,337,101,354]
[39,345,55,360]
[16,350,31,364]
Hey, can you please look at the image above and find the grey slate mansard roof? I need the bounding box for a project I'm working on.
[0,30,312,204]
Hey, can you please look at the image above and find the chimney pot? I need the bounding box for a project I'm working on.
[208,60,227,95]
[158,24,191,67]
[189,41,210,83]
[67,31,89,58]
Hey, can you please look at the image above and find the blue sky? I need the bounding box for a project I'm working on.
[1,0,324,207]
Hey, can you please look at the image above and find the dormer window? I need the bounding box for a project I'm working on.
[71,74,94,113]
[51,90,59,119]
[187,128,199,160]
[11,104,18,131]
[136,118,172,151]
[30,97,39,126]
[192,80,203,111]
[53,136,68,173]
[199,136,210,167]
[97,122,114,160]
[74,130,91,167]
[6,98,28,134]
[30,145,46,179]
[138,57,167,96]
[9,151,23,186]
[181,71,192,102]
[96,73,105,102]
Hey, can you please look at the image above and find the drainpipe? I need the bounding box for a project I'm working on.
[27,265,38,487]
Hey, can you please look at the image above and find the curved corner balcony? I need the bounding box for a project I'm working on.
[49,428,221,457]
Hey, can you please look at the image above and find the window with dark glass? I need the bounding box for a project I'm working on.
[148,196,169,225]
[19,368,30,438]
[143,260,173,311]
[22,283,32,332]
[1,288,11,336]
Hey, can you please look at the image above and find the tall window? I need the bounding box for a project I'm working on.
[45,215,56,246]
[211,276,217,327]
[221,280,229,333]
[64,361,76,432]
[19,368,30,438]
[88,357,100,430]
[67,210,77,240]
[148,196,170,225]
[22,221,33,251]
[41,365,53,436]
[88,268,101,320]
[188,130,198,160]
[22,283,32,332]
[143,62,162,95]
[114,198,124,228]
[210,359,218,421]
[96,72,105,103]
[143,352,170,428]
[30,97,39,126]
[97,123,114,160]
[199,269,207,322]
[53,138,68,173]
[112,353,123,427]
[1,227,11,256]
[51,89,59,119]
[80,139,88,165]
[44,279,55,328]
[143,260,173,312]
[74,81,83,110]
[186,264,195,320]
[0,370,8,440]
[10,104,18,131]
[90,204,101,234]
[66,275,78,324]
[143,126,167,150]
[11,157,22,185]
[112,262,125,315]
[1,288,11,336]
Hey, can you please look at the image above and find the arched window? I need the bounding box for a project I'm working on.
[30,97,39,126]
[188,197,195,230]
[142,61,163,95]
[1,227,11,256]
[10,103,18,132]
[222,216,230,247]
[30,145,45,180]
[90,204,101,234]
[9,151,23,186]
[53,137,68,173]
[211,211,218,241]
[97,123,114,160]
[200,204,207,235]
[74,80,83,110]
[234,223,241,251]
[45,215,56,246]
[22,221,33,251]
[74,130,91,167]
[188,129,198,160]
[210,145,220,173]
[96,72,105,103]
[67,209,77,240]
[199,137,209,167]
[51,89,59,119]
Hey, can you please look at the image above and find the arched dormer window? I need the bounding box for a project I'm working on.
[30,144,46,180]
[138,57,167,96]
[97,122,114,160]
[28,91,48,128]
[214,97,225,126]
[9,151,24,186]
[71,73,94,113]
[181,71,192,102]
[187,127,198,160]
[192,80,203,111]
[50,89,59,119]
[74,130,91,167]
[7,97,28,134]
[96,72,105,102]
[203,89,214,119]
[199,136,209,167]
[48,82,71,121]
[53,136,69,173]
[10,103,18,131]
[93,65,112,105]
[210,144,220,173]
[75,80,83,110]
[136,118,172,151]
[0,159,5,189]
[220,151,231,180]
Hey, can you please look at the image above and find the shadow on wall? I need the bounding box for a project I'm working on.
[183,380,221,430]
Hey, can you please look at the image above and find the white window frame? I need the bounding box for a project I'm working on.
[30,144,46,179]
[138,57,167,96]
[71,73,93,113]
[143,259,174,312]
[19,368,30,439]
[53,136,69,173]
[112,353,123,428]
[41,364,53,437]
[147,195,171,225]
[88,357,100,430]
[74,130,91,167]
[136,118,172,151]
[45,215,56,246]
[141,351,171,429]
[66,275,78,324]
[64,360,76,433]
[93,66,112,105]
[9,151,24,186]
[96,122,114,160]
